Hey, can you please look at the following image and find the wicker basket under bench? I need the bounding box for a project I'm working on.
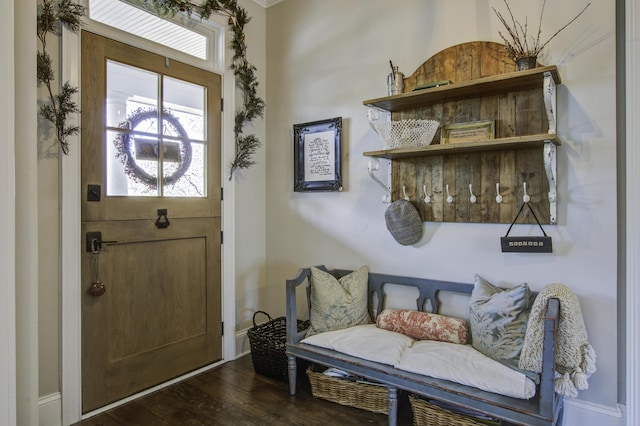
[285,266,564,426]
[307,364,388,414]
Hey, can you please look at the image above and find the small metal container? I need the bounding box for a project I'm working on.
[387,66,404,96]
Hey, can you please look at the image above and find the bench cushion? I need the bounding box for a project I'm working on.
[395,340,536,399]
[301,324,414,366]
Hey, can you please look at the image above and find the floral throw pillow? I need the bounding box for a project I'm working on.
[469,274,531,370]
[306,266,372,337]
[376,309,469,344]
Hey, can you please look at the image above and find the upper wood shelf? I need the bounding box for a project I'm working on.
[363,134,561,160]
[363,66,561,112]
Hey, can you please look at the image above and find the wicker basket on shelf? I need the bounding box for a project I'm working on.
[247,311,309,381]
[409,395,499,426]
[306,365,388,414]
[370,118,439,149]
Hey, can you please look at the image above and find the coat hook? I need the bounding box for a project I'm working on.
[523,182,531,203]
[422,185,431,203]
[403,185,410,201]
[496,183,503,204]
[469,184,477,204]
[446,184,453,204]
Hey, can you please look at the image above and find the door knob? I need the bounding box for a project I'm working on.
[89,281,106,297]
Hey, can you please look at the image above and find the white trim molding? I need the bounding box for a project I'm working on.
[60,24,82,426]
[0,0,16,425]
[625,0,640,424]
[253,0,285,8]
[39,393,62,426]
[563,399,623,426]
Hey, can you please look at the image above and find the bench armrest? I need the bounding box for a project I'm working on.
[286,267,311,344]
[539,297,561,415]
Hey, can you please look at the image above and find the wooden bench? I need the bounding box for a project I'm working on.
[285,266,563,426]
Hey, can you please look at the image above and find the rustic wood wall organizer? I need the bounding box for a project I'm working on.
[363,41,560,225]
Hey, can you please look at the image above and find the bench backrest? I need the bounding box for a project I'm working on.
[289,266,479,322]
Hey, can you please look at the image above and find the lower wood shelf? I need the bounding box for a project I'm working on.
[363,134,561,160]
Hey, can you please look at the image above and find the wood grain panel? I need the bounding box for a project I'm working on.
[107,237,207,360]
[383,41,556,224]
[81,31,223,413]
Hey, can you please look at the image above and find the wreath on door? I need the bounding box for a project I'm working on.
[113,108,192,189]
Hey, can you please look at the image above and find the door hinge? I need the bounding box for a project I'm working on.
[221,231,223,244]
[221,322,224,336]
[221,187,223,201]
[221,98,224,111]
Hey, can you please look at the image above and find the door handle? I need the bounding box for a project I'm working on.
[155,209,170,229]
[85,231,118,252]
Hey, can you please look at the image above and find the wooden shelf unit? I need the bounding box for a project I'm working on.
[362,42,560,225]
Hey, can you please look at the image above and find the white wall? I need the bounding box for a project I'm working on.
[233,0,269,334]
[265,0,618,417]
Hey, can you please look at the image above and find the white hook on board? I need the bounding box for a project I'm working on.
[496,183,503,204]
[403,185,410,201]
[446,184,453,204]
[469,184,477,204]
[523,182,531,203]
[423,185,431,203]
[367,158,391,203]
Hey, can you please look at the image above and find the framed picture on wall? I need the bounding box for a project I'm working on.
[293,117,343,192]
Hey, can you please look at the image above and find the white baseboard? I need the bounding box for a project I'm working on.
[236,327,251,357]
[562,398,623,426]
[39,393,61,426]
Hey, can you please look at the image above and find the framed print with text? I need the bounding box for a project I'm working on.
[293,117,342,192]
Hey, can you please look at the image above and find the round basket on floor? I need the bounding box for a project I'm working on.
[247,310,309,381]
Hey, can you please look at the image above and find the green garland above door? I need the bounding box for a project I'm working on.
[141,0,266,179]
[38,0,265,179]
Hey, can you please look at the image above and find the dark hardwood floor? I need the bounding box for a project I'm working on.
[74,355,414,425]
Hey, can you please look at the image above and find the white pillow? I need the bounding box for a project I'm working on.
[301,324,414,366]
[395,340,536,399]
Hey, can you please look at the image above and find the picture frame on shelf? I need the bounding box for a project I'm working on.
[293,117,343,192]
[441,120,495,144]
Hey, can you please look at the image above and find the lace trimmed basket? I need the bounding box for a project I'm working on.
[371,118,439,149]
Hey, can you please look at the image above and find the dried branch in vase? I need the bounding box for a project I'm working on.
[492,0,591,62]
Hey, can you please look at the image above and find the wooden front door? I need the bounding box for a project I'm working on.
[80,30,222,413]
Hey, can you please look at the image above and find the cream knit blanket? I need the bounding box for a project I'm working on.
[518,283,597,398]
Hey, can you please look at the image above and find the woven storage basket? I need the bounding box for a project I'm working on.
[371,118,439,149]
[247,311,309,381]
[409,395,499,426]
[307,365,388,414]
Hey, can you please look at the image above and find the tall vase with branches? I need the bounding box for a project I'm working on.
[493,0,591,70]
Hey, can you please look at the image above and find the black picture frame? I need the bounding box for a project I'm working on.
[293,117,342,192]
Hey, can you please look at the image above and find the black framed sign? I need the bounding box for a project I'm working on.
[293,117,342,192]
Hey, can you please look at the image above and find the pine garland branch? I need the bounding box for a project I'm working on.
[37,0,85,155]
[144,0,265,179]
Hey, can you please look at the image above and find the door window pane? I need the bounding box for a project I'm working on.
[106,61,207,197]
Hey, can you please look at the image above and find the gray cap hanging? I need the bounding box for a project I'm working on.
[384,200,423,245]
